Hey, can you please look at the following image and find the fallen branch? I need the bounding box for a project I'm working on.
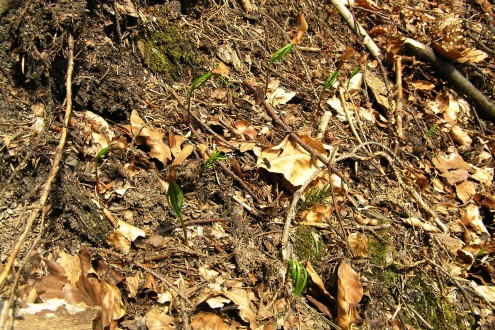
[329,0,382,59]
[402,38,495,122]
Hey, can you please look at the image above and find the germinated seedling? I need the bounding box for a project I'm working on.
[167,180,188,245]
[288,260,308,297]
[95,146,110,189]
[201,150,227,174]
[187,72,212,124]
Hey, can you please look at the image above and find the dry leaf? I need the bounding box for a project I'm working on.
[212,62,230,76]
[191,311,230,330]
[128,110,171,165]
[222,289,258,328]
[292,14,308,44]
[337,260,363,330]
[306,261,335,301]
[257,134,331,186]
[432,150,473,185]
[348,233,368,257]
[460,204,489,234]
[450,125,472,148]
[456,180,477,203]
[146,306,175,330]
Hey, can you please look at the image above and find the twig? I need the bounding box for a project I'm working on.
[394,56,404,139]
[281,167,325,262]
[403,38,495,121]
[329,0,382,59]
[0,33,75,289]
[179,275,191,330]
[339,87,363,145]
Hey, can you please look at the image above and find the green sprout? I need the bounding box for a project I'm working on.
[265,43,294,95]
[347,66,361,89]
[201,150,227,174]
[95,146,111,188]
[288,260,308,297]
[426,124,438,139]
[167,180,188,245]
[319,70,340,112]
[187,72,213,125]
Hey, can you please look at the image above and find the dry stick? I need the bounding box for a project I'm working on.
[330,0,382,59]
[281,167,325,262]
[243,81,348,186]
[0,34,75,289]
[339,87,363,145]
[179,275,191,330]
[403,38,495,121]
[394,56,404,140]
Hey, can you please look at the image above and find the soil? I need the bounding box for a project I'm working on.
[1,0,495,329]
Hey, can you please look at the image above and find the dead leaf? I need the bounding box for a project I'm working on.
[257,134,331,186]
[212,62,230,76]
[191,311,230,330]
[222,289,258,328]
[460,204,489,234]
[432,150,473,185]
[337,260,363,330]
[127,110,171,166]
[456,180,477,203]
[146,306,175,330]
[292,13,308,44]
[348,233,368,257]
[402,217,441,233]
[450,125,472,148]
[306,261,335,302]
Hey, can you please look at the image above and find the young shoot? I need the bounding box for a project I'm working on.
[318,70,340,112]
[201,150,227,174]
[298,184,333,212]
[265,43,294,96]
[167,180,188,245]
[187,72,213,125]
[95,146,111,188]
[288,260,308,297]
[347,66,361,90]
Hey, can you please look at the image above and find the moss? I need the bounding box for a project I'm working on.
[368,233,393,266]
[139,18,203,78]
[294,226,325,263]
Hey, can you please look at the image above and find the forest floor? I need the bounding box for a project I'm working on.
[1,0,495,329]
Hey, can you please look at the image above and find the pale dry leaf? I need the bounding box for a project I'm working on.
[101,281,125,323]
[126,275,140,299]
[364,72,390,110]
[128,110,171,165]
[337,260,363,330]
[456,180,477,203]
[458,48,488,64]
[450,125,472,148]
[191,311,230,330]
[460,204,489,234]
[212,61,230,76]
[257,134,331,186]
[267,87,296,106]
[306,261,334,301]
[411,80,435,91]
[108,231,131,254]
[348,233,368,257]
[206,296,231,309]
[116,219,146,242]
[471,167,494,186]
[56,250,82,288]
[432,150,473,185]
[146,306,175,330]
[474,286,495,303]
[222,289,258,328]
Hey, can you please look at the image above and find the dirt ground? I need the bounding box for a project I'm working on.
[1,0,495,329]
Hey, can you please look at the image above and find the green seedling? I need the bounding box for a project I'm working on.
[288,260,308,297]
[319,70,340,112]
[95,146,111,187]
[201,150,227,173]
[426,124,438,139]
[347,66,361,89]
[167,180,188,245]
[265,43,294,95]
[187,72,213,125]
